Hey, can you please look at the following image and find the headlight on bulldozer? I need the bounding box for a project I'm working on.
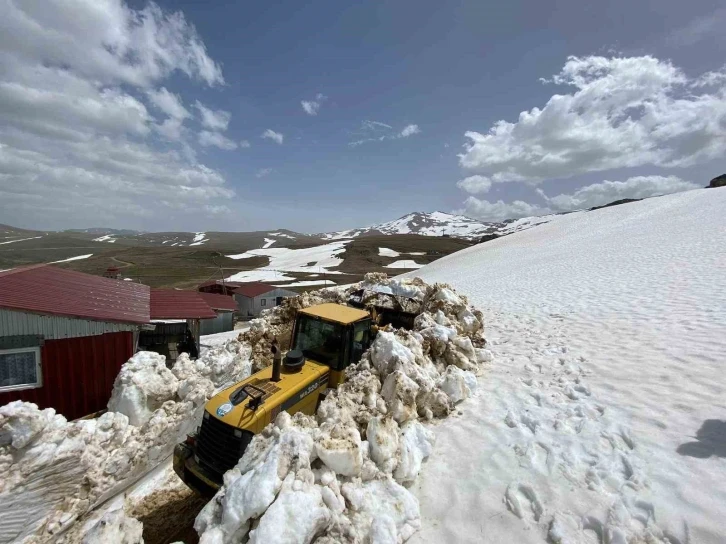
[233,429,244,438]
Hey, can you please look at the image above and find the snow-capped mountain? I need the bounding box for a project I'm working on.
[320,211,562,240]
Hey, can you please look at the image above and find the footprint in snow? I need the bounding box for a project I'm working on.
[504,482,544,523]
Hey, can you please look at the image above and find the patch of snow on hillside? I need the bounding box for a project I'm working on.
[407,188,726,544]
[274,280,336,288]
[269,232,297,239]
[378,247,400,257]
[226,240,351,283]
[386,260,423,269]
[262,238,276,249]
[49,254,93,264]
[189,232,208,246]
[93,235,116,243]
[0,236,43,245]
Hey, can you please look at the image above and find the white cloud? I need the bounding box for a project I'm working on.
[261,129,284,144]
[457,175,492,194]
[194,101,231,131]
[198,130,237,150]
[544,175,699,211]
[147,87,189,120]
[459,198,547,222]
[362,120,393,130]
[301,93,327,116]
[301,101,320,115]
[0,0,233,229]
[460,56,726,184]
[239,140,251,148]
[349,121,421,146]
[399,124,421,138]
[459,175,699,222]
[256,168,273,178]
[0,1,223,88]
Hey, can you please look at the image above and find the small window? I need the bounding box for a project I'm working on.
[261,299,267,306]
[0,347,42,392]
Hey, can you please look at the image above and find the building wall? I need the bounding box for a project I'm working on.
[199,311,234,335]
[0,308,139,339]
[234,288,297,319]
[0,331,134,420]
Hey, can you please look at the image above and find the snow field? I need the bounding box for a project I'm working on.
[194,275,492,543]
[409,188,726,543]
[48,253,93,264]
[226,240,351,283]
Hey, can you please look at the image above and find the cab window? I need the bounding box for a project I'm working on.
[350,319,371,365]
[293,316,345,370]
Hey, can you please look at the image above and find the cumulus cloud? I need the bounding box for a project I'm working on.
[544,175,699,211]
[399,124,421,138]
[0,0,233,229]
[349,121,421,146]
[256,168,273,178]
[457,175,491,194]
[198,130,238,150]
[459,198,547,222]
[194,101,231,131]
[239,140,251,148]
[301,93,327,116]
[261,129,284,144]
[459,175,699,221]
[459,56,726,184]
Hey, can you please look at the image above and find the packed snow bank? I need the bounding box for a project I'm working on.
[196,274,490,544]
[408,188,726,544]
[0,343,253,543]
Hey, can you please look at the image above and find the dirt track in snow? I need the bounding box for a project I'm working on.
[129,479,206,544]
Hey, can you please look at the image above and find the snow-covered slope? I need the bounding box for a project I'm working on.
[321,211,565,240]
[407,188,726,543]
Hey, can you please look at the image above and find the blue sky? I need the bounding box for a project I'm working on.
[2,1,725,232]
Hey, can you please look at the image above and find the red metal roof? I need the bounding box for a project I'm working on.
[198,292,238,312]
[0,265,150,324]
[150,289,217,319]
[233,282,276,298]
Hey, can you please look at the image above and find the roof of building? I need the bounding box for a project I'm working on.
[233,281,277,298]
[198,292,238,312]
[150,289,217,319]
[0,264,150,324]
[298,303,370,325]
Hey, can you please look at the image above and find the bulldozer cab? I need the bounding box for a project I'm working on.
[291,303,372,387]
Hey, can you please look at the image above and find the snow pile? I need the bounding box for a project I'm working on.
[196,274,490,543]
[385,260,423,269]
[0,344,254,543]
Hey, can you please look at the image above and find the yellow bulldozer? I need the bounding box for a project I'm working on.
[173,302,377,495]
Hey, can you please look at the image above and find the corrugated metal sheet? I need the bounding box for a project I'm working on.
[150,289,217,319]
[0,265,150,323]
[198,292,238,312]
[0,331,134,420]
[200,312,234,335]
[0,308,139,339]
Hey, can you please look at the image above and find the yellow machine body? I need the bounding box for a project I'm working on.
[174,303,372,494]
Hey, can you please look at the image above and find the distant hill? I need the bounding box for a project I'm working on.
[318,211,562,241]
[64,228,143,236]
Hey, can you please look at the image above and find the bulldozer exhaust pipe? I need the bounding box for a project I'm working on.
[271,339,281,382]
